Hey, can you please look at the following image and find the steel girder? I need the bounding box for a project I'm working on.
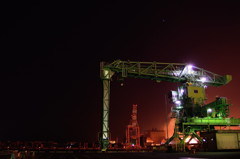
[103,60,231,87]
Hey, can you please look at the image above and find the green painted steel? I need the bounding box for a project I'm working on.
[184,117,240,126]
[101,79,110,151]
[100,62,114,151]
[103,60,231,87]
[201,97,230,118]
[100,60,233,151]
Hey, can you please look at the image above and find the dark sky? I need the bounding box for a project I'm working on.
[0,1,240,142]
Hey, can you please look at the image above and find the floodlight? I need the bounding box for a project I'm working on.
[175,100,181,105]
[200,77,207,83]
[207,108,212,113]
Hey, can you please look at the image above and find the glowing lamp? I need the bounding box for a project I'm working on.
[207,108,212,113]
[189,138,198,144]
[175,100,181,105]
[180,89,184,94]
[187,65,193,70]
[186,65,194,74]
[200,77,207,83]
[176,106,183,109]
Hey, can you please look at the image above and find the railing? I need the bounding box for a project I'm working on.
[185,117,240,126]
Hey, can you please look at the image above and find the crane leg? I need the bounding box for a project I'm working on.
[101,79,110,151]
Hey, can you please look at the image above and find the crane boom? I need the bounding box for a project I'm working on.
[102,60,231,87]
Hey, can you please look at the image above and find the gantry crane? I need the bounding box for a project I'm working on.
[126,104,140,148]
[100,60,233,151]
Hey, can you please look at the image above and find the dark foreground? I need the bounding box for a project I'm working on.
[2,151,240,159]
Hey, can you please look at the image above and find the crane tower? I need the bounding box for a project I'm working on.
[126,104,140,148]
[99,60,238,151]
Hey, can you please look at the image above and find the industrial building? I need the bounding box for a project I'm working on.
[144,128,166,146]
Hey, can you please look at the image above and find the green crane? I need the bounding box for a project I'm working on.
[100,60,232,151]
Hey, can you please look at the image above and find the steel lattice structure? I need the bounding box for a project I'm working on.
[126,104,141,148]
[100,60,232,151]
[102,60,231,87]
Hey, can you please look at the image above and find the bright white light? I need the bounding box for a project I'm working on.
[132,144,135,147]
[187,65,193,70]
[181,89,184,94]
[175,100,181,105]
[176,106,183,109]
[207,108,212,113]
[200,77,207,83]
[185,136,191,143]
[172,91,178,97]
[186,64,194,74]
[189,138,198,144]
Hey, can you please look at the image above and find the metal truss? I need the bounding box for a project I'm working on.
[103,60,231,87]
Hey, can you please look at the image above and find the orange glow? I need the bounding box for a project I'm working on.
[146,137,153,143]
[163,114,176,139]
[109,140,116,144]
[215,126,240,130]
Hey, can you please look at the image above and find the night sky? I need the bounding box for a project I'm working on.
[1,1,240,143]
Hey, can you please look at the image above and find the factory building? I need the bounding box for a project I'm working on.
[144,128,166,146]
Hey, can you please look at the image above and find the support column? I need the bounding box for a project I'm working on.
[101,79,110,151]
[100,64,113,151]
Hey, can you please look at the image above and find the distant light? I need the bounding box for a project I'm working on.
[132,144,135,147]
[176,106,183,109]
[187,65,193,70]
[189,138,198,144]
[185,136,191,143]
[207,108,212,113]
[186,64,194,74]
[203,139,206,142]
[109,140,116,144]
[181,89,184,94]
[175,100,181,105]
[172,91,178,97]
[200,77,207,83]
